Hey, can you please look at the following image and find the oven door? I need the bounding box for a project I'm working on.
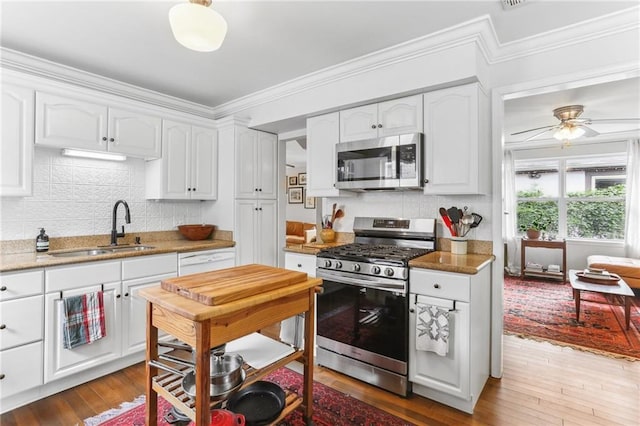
[336,137,399,189]
[316,268,408,374]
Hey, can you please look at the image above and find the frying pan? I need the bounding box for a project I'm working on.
[226,381,286,426]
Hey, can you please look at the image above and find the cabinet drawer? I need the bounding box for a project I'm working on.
[45,260,121,293]
[0,295,43,350]
[284,253,316,277]
[122,253,177,280]
[409,269,470,302]
[0,341,44,398]
[0,269,44,301]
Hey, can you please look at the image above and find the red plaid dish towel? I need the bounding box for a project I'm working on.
[62,291,106,349]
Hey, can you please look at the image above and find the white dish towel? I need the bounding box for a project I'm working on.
[415,295,453,356]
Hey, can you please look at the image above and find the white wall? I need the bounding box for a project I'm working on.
[286,167,315,223]
[0,148,204,240]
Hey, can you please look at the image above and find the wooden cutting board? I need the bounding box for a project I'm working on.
[160,264,308,306]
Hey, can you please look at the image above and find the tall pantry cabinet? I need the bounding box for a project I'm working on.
[233,126,278,266]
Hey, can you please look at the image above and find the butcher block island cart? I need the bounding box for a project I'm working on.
[140,264,323,425]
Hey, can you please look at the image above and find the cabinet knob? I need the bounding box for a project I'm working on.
[187,188,191,191]
[116,294,121,298]
[423,179,429,184]
[109,138,115,142]
[371,125,376,129]
[297,264,302,268]
[254,207,258,211]
[0,324,6,330]
[102,136,107,142]
[124,292,129,297]
[0,286,6,291]
[259,188,262,192]
[409,308,415,313]
[433,283,440,289]
[377,124,382,128]
[255,188,258,192]
[259,207,263,211]
[192,188,196,191]
[0,374,5,380]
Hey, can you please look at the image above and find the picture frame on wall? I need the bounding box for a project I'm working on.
[304,191,316,209]
[288,176,298,186]
[298,172,307,185]
[288,187,303,204]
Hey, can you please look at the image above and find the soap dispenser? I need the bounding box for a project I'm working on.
[36,228,49,252]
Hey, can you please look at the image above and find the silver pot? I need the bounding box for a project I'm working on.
[158,341,227,371]
[159,351,245,392]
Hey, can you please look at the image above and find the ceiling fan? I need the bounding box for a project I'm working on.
[511,104,640,143]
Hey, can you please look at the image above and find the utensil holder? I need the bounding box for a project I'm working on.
[451,238,467,255]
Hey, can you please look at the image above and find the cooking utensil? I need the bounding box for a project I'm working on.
[471,212,483,228]
[148,359,245,401]
[159,351,245,393]
[226,381,286,426]
[158,341,227,370]
[447,206,460,224]
[439,207,456,236]
[211,409,246,426]
[461,207,474,225]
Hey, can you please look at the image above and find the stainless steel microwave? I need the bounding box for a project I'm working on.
[335,133,423,191]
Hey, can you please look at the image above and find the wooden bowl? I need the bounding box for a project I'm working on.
[178,224,215,241]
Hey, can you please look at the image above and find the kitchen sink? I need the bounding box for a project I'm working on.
[49,245,156,257]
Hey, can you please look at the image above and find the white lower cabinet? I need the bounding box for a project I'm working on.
[408,267,490,414]
[44,281,121,383]
[0,269,44,399]
[284,252,316,276]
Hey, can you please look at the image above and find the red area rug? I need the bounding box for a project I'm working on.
[84,367,413,426]
[503,275,640,360]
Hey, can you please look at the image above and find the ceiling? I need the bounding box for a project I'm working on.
[1,1,639,148]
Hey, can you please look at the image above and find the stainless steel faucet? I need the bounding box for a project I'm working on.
[110,200,131,246]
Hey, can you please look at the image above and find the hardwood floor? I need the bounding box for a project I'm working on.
[2,335,639,425]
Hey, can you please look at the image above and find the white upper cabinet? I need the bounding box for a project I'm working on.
[145,120,218,200]
[1,84,34,196]
[306,112,340,197]
[235,128,277,199]
[35,92,161,159]
[422,83,489,195]
[339,94,423,142]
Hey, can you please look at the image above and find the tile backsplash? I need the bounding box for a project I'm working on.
[0,148,203,241]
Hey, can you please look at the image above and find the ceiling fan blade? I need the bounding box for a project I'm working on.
[523,126,559,142]
[511,124,557,136]
[579,125,600,137]
[584,118,640,124]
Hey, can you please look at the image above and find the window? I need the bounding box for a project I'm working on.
[514,153,627,240]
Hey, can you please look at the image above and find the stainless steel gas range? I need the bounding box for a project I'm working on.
[315,217,436,396]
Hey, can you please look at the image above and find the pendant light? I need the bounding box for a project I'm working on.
[169,0,227,52]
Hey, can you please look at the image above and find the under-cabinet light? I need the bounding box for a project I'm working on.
[61,149,126,162]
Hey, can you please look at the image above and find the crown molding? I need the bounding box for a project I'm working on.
[0,47,214,119]
[210,15,498,120]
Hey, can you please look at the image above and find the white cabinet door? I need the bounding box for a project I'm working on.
[191,125,218,200]
[378,95,423,137]
[35,92,107,150]
[409,297,470,400]
[0,341,43,398]
[108,107,161,158]
[306,112,340,197]
[423,83,488,194]
[235,128,277,199]
[339,103,378,142]
[257,199,277,266]
[235,199,277,266]
[257,131,277,199]
[161,120,191,199]
[1,84,34,196]
[0,295,43,351]
[122,273,174,356]
[44,282,121,383]
[339,95,423,142]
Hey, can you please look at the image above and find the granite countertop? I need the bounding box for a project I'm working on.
[283,241,347,255]
[0,239,235,272]
[409,251,495,275]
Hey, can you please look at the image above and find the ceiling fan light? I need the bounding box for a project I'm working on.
[553,125,585,141]
[169,2,227,52]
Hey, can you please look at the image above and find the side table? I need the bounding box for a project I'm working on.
[521,238,567,282]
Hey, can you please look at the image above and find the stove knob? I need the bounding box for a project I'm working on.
[384,268,394,277]
[324,260,332,268]
[335,261,342,269]
[372,266,381,275]
[352,263,361,272]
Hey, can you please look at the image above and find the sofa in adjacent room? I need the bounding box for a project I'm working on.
[587,255,640,289]
[286,221,317,245]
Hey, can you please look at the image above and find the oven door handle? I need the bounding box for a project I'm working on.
[316,269,406,293]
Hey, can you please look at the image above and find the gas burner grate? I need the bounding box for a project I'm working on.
[320,243,433,262]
